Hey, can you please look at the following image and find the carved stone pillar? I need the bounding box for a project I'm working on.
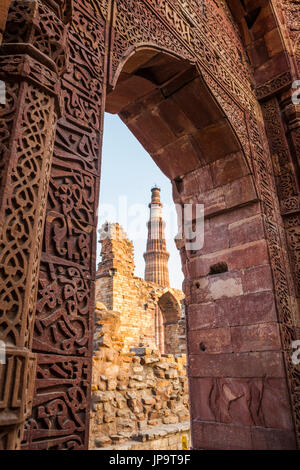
[0,0,69,450]
[21,0,108,450]
[261,92,300,448]
[279,92,300,308]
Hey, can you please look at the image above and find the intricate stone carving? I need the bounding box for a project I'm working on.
[0,0,68,450]
[34,261,93,355]
[0,81,56,349]
[1,0,299,451]
[256,72,293,101]
[111,0,194,79]
[281,0,300,74]
[54,119,101,175]
[111,0,254,110]
[3,0,68,74]
[22,355,91,450]
[0,348,36,426]
[262,98,298,207]
[43,167,97,275]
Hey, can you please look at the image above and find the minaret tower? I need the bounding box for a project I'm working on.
[144,187,170,287]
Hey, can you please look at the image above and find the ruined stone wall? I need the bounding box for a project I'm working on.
[97,271,157,351]
[90,303,190,450]
[96,223,185,354]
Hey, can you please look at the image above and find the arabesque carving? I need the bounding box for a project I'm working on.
[0,0,299,450]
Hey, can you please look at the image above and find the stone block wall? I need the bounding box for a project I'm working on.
[89,304,190,450]
[97,270,157,350]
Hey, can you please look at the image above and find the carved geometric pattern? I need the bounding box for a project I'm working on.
[0,54,60,99]
[33,261,94,356]
[0,83,56,349]
[43,167,98,275]
[23,0,105,450]
[111,0,255,111]
[262,97,300,303]
[281,0,300,74]
[22,355,91,450]
[0,349,36,426]
[54,119,102,175]
[285,214,300,298]
[111,0,194,77]
[256,72,293,101]
[0,0,66,450]
[4,0,68,73]
[0,81,20,191]
[1,0,298,451]
[261,98,298,205]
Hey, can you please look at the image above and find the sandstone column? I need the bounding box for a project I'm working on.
[0,0,69,449]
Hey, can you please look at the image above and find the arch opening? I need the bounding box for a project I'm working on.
[157,290,183,355]
[106,49,248,187]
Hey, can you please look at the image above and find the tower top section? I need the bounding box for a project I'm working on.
[144,188,170,287]
[150,186,162,206]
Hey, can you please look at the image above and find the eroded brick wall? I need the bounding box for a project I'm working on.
[90,303,190,449]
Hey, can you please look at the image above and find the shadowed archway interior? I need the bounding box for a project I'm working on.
[106,50,248,185]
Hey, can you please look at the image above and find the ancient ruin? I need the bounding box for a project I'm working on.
[90,308,190,450]
[0,0,300,451]
[89,190,189,450]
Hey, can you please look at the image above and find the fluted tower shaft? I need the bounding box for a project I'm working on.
[144,187,170,287]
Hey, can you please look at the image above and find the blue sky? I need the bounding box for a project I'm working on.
[97,113,184,289]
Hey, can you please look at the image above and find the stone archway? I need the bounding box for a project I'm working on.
[0,0,299,450]
[157,290,183,355]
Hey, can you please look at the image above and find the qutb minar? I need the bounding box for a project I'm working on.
[144,187,170,287]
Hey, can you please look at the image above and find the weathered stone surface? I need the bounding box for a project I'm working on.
[193,421,253,450]
[96,421,190,450]
[189,351,286,378]
[96,223,185,355]
[0,0,299,452]
[90,285,189,450]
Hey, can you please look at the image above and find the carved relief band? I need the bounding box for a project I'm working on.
[108,0,300,449]
[21,0,107,450]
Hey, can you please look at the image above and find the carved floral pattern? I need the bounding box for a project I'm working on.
[0,0,299,451]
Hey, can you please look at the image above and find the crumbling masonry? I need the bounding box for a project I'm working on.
[90,192,189,450]
[0,0,300,450]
